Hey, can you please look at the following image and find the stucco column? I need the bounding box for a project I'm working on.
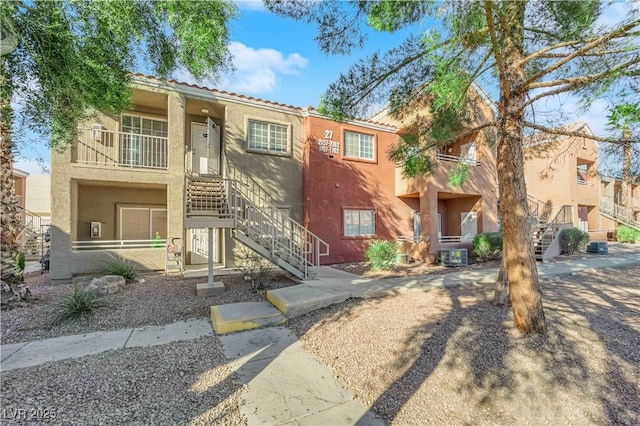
[50,147,74,281]
[167,91,185,242]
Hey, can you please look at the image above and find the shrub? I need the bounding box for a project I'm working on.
[233,246,275,291]
[365,240,399,271]
[616,225,640,243]
[559,228,589,254]
[14,251,26,272]
[51,285,106,325]
[472,232,503,261]
[102,254,138,283]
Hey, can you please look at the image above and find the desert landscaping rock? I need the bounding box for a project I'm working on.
[1,272,296,344]
[84,275,126,296]
[0,336,246,425]
[288,264,640,425]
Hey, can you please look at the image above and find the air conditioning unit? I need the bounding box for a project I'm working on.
[440,248,468,267]
[587,242,608,254]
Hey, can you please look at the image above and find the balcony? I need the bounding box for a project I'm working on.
[74,127,168,170]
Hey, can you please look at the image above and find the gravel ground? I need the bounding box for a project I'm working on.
[0,336,247,425]
[1,272,296,344]
[288,264,640,425]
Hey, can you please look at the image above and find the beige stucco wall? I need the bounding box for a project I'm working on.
[524,134,599,228]
[51,80,305,280]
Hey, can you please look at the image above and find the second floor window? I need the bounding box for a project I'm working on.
[344,131,374,160]
[248,120,288,154]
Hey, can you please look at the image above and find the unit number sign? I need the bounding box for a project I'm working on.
[318,130,340,154]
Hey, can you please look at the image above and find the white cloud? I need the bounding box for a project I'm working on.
[172,42,308,96]
[226,42,309,93]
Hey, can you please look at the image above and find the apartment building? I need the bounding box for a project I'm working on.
[524,122,601,231]
[343,87,500,263]
[50,74,320,281]
[600,174,640,233]
[50,76,502,280]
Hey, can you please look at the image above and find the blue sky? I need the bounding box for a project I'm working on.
[14,0,636,174]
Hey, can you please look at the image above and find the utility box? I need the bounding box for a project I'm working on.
[587,241,608,254]
[440,248,468,267]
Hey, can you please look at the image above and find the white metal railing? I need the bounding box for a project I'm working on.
[224,159,329,278]
[439,235,475,243]
[534,205,573,259]
[599,198,640,231]
[183,159,329,279]
[72,239,166,251]
[75,127,168,170]
[397,236,421,243]
[576,178,595,187]
[436,153,480,166]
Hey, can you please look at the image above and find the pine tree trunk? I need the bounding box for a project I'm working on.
[492,257,510,305]
[1,56,30,306]
[495,1,546,333]
[620,128,631,210]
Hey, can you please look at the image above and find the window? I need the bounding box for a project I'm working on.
[119,206,167,240]
[247,120,289,154]
[121,115,168,168]
[343,209,375,237]
[344,131,374,160]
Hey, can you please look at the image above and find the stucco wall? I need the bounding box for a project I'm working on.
[304,115,415,264]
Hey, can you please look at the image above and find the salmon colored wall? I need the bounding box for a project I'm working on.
[304,115,415,264]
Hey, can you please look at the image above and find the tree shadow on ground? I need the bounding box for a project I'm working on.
[287,265,640,424]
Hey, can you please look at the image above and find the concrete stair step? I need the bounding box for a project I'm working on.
[210,301,286,335]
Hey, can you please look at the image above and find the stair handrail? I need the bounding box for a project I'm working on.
[222,158,329,276]
[599,199,640,230]
[537,204,573,258]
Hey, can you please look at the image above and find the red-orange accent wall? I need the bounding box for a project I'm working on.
[303,115,415,264]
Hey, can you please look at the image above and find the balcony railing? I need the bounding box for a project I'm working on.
[439,235,475,243]
[397,235,421,243]
[75,127,168,170]
[576,178,595,187]
[436,153,480,167]
[72,239,165,251]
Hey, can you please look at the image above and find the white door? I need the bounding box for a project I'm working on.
[460,141,477,163]
[191,119,220,175]
[190,228,219,264]
[461,212,478,242]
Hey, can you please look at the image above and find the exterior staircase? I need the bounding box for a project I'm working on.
[183,160,329,280]
[599,199,640,232]
[527,195,573,261]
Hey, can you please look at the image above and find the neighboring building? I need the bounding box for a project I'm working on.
[26,174,51,227]
[600,174,640,233]
[344,87,500,263]
[524,122,601,231]
[50,74,316,281]
[12,168,28,213]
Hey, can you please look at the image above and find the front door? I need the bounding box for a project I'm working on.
[190,228,220,264]
[191,118,220,175]
[461,212,478,242]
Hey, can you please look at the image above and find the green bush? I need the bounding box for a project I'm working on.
[51,285,106,325]
[365,240,399,271]
[616,225,640,243]
[559,228,589,254]
[14,251,26,272]
[472,232,503,261]
[102,254,138,283]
